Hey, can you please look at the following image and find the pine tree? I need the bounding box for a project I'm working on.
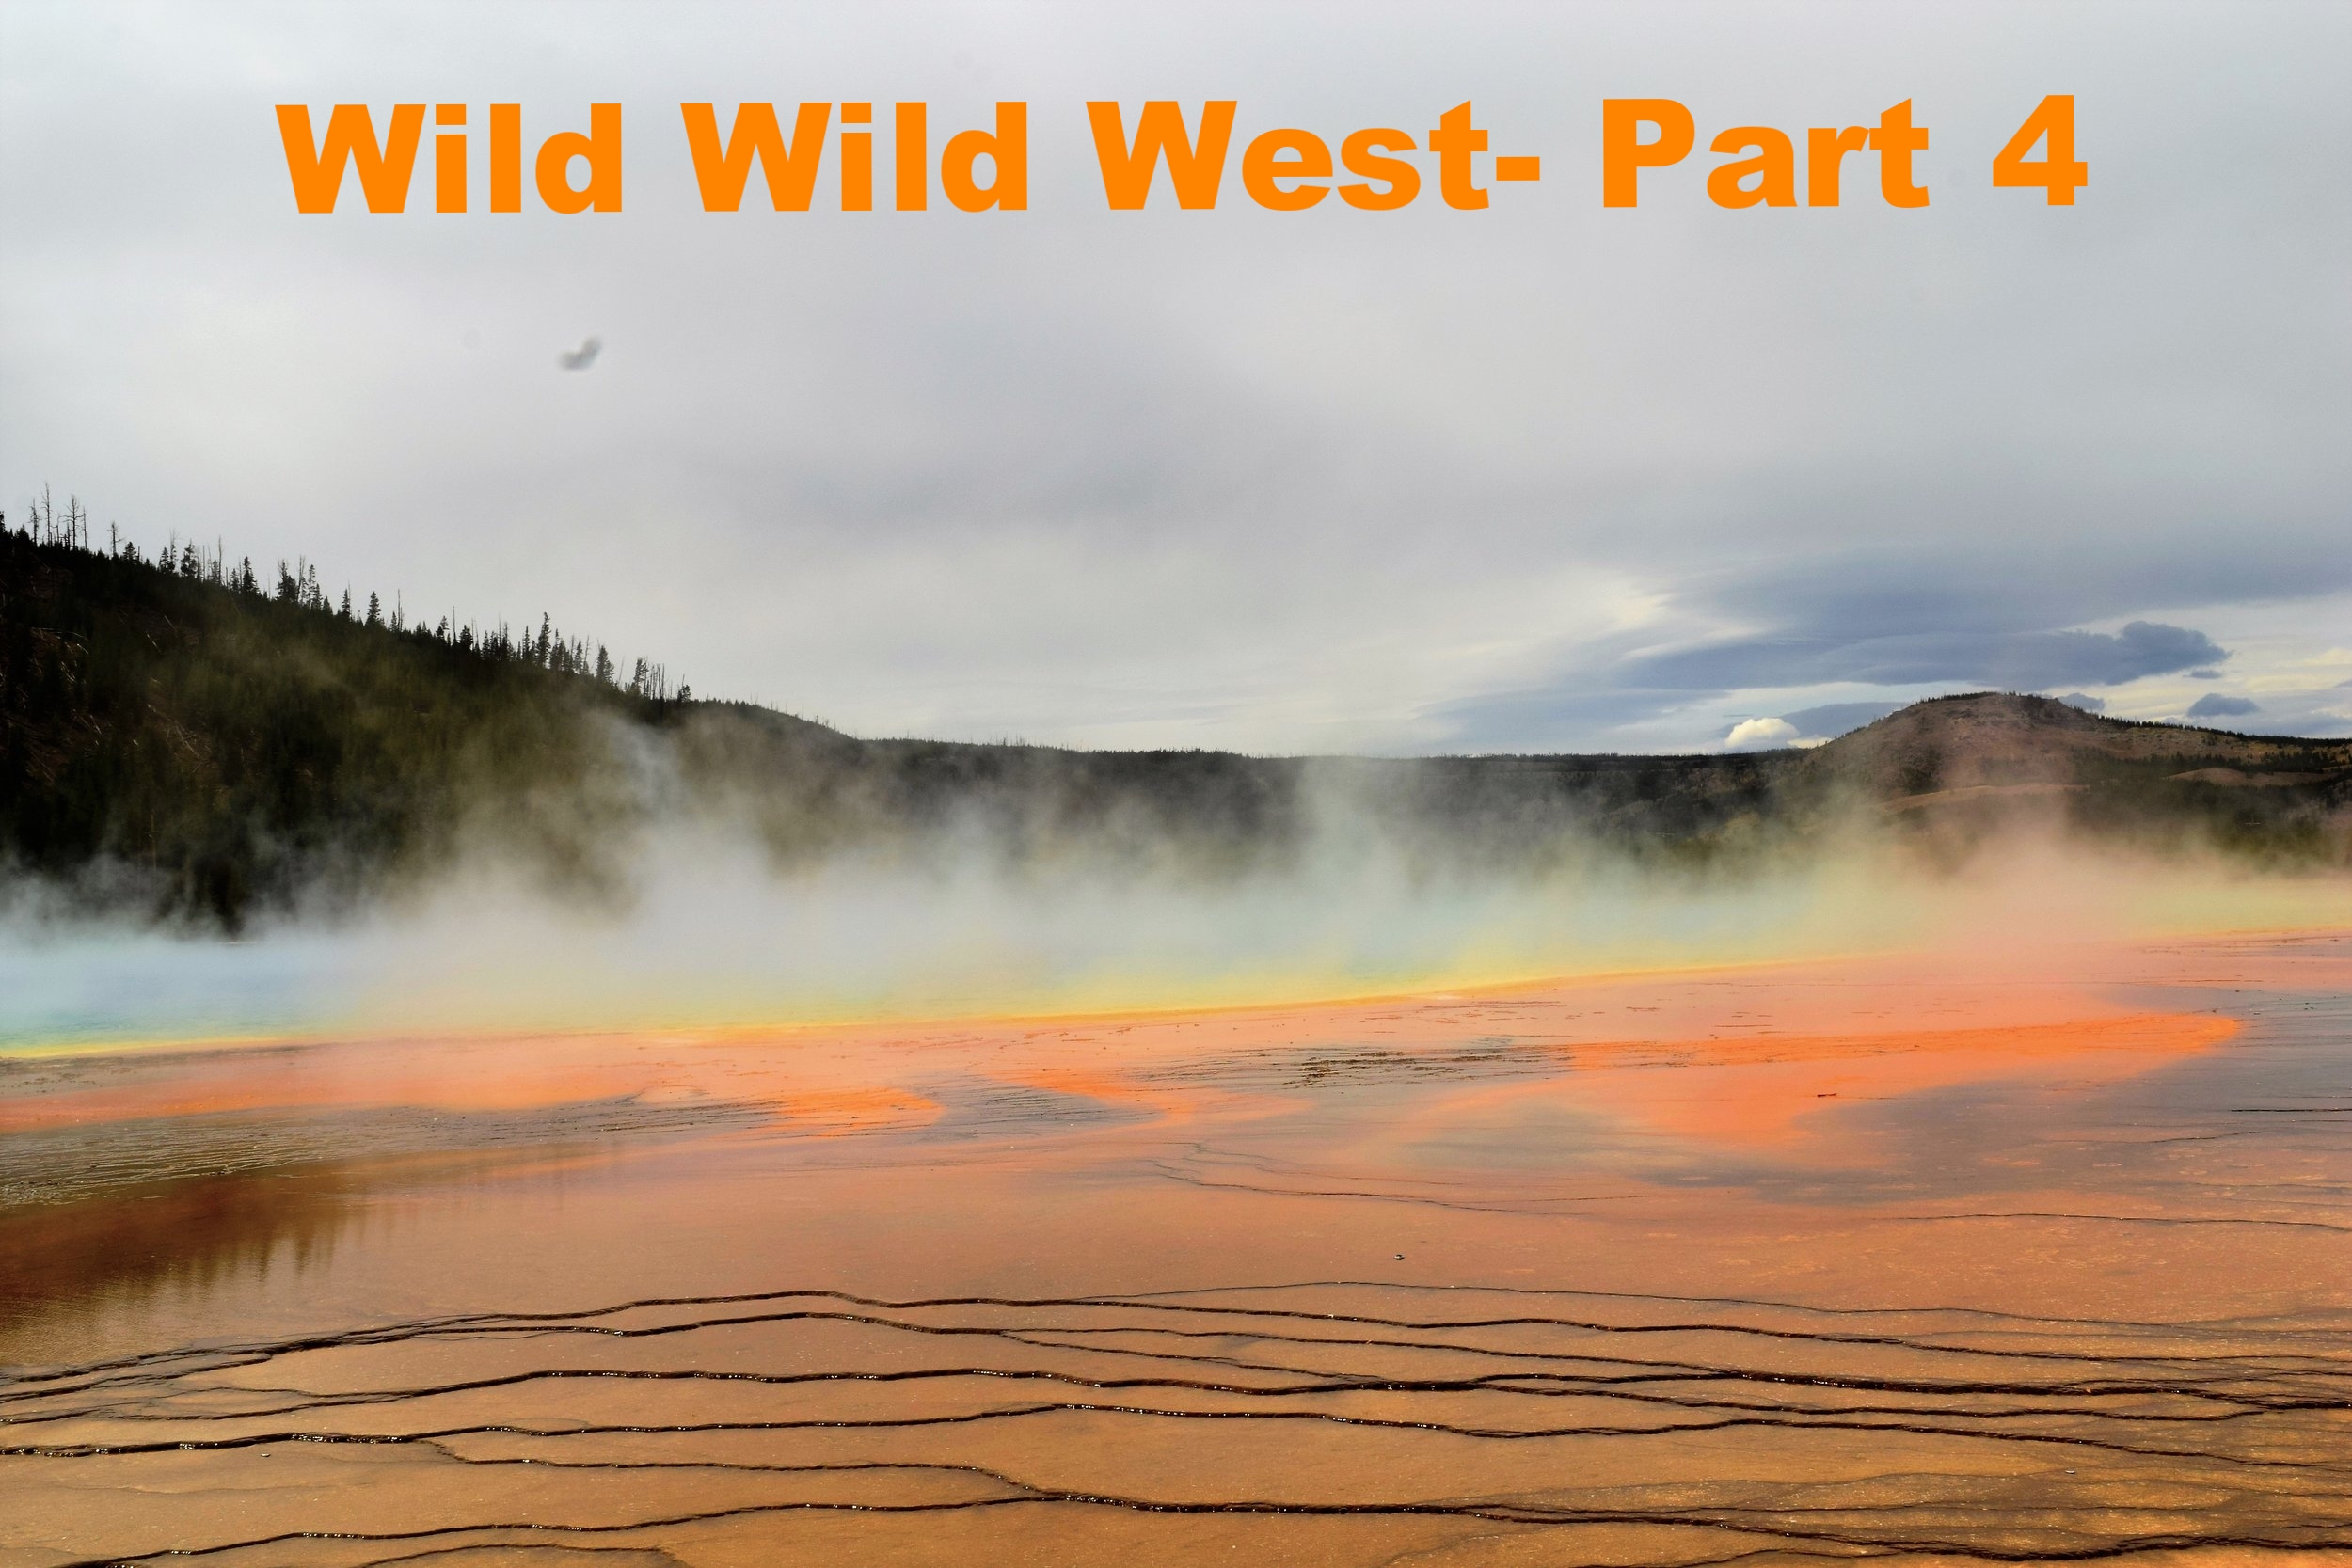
[8,499,691,702]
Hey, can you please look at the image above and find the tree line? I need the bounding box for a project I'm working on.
[9,485,686,701]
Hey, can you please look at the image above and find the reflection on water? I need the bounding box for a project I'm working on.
[5,935,2352,1564]
[0,1168,358,1354]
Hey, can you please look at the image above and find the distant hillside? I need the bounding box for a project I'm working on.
[1797,691,2352,863]
[3,525,2346,927]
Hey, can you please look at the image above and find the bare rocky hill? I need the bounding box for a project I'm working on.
[1810,692,2351,798]
[1792,692,2351,856]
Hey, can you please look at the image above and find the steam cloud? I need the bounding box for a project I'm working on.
[7,707,2345,1054]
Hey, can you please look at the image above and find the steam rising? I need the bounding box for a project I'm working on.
[7,723,2346,1054]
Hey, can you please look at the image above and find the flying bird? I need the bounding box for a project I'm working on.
[558,337,601,371]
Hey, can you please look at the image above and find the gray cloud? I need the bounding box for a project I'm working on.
[2054,692,2106,713]
[2186,694,2260,719]
[1435,620,2230,752]
[1618,622,2227,699]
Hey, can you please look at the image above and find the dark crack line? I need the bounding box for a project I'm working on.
[54,1481,2352,1568]
[1886,1211,2352,1234]
[1144,1158,1654,1217]
[15,1355,2335,1436]
[16,1396,2352,1473]
[13,1307,2337,1436]
[11,1281,2344,1419]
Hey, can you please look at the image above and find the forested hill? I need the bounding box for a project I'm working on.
[3,522,2348,927]
[0,520,701,922]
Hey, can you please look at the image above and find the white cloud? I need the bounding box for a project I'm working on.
[1724,717,1800,751]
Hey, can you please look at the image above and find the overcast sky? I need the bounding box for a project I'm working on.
[3,0,2346,752]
